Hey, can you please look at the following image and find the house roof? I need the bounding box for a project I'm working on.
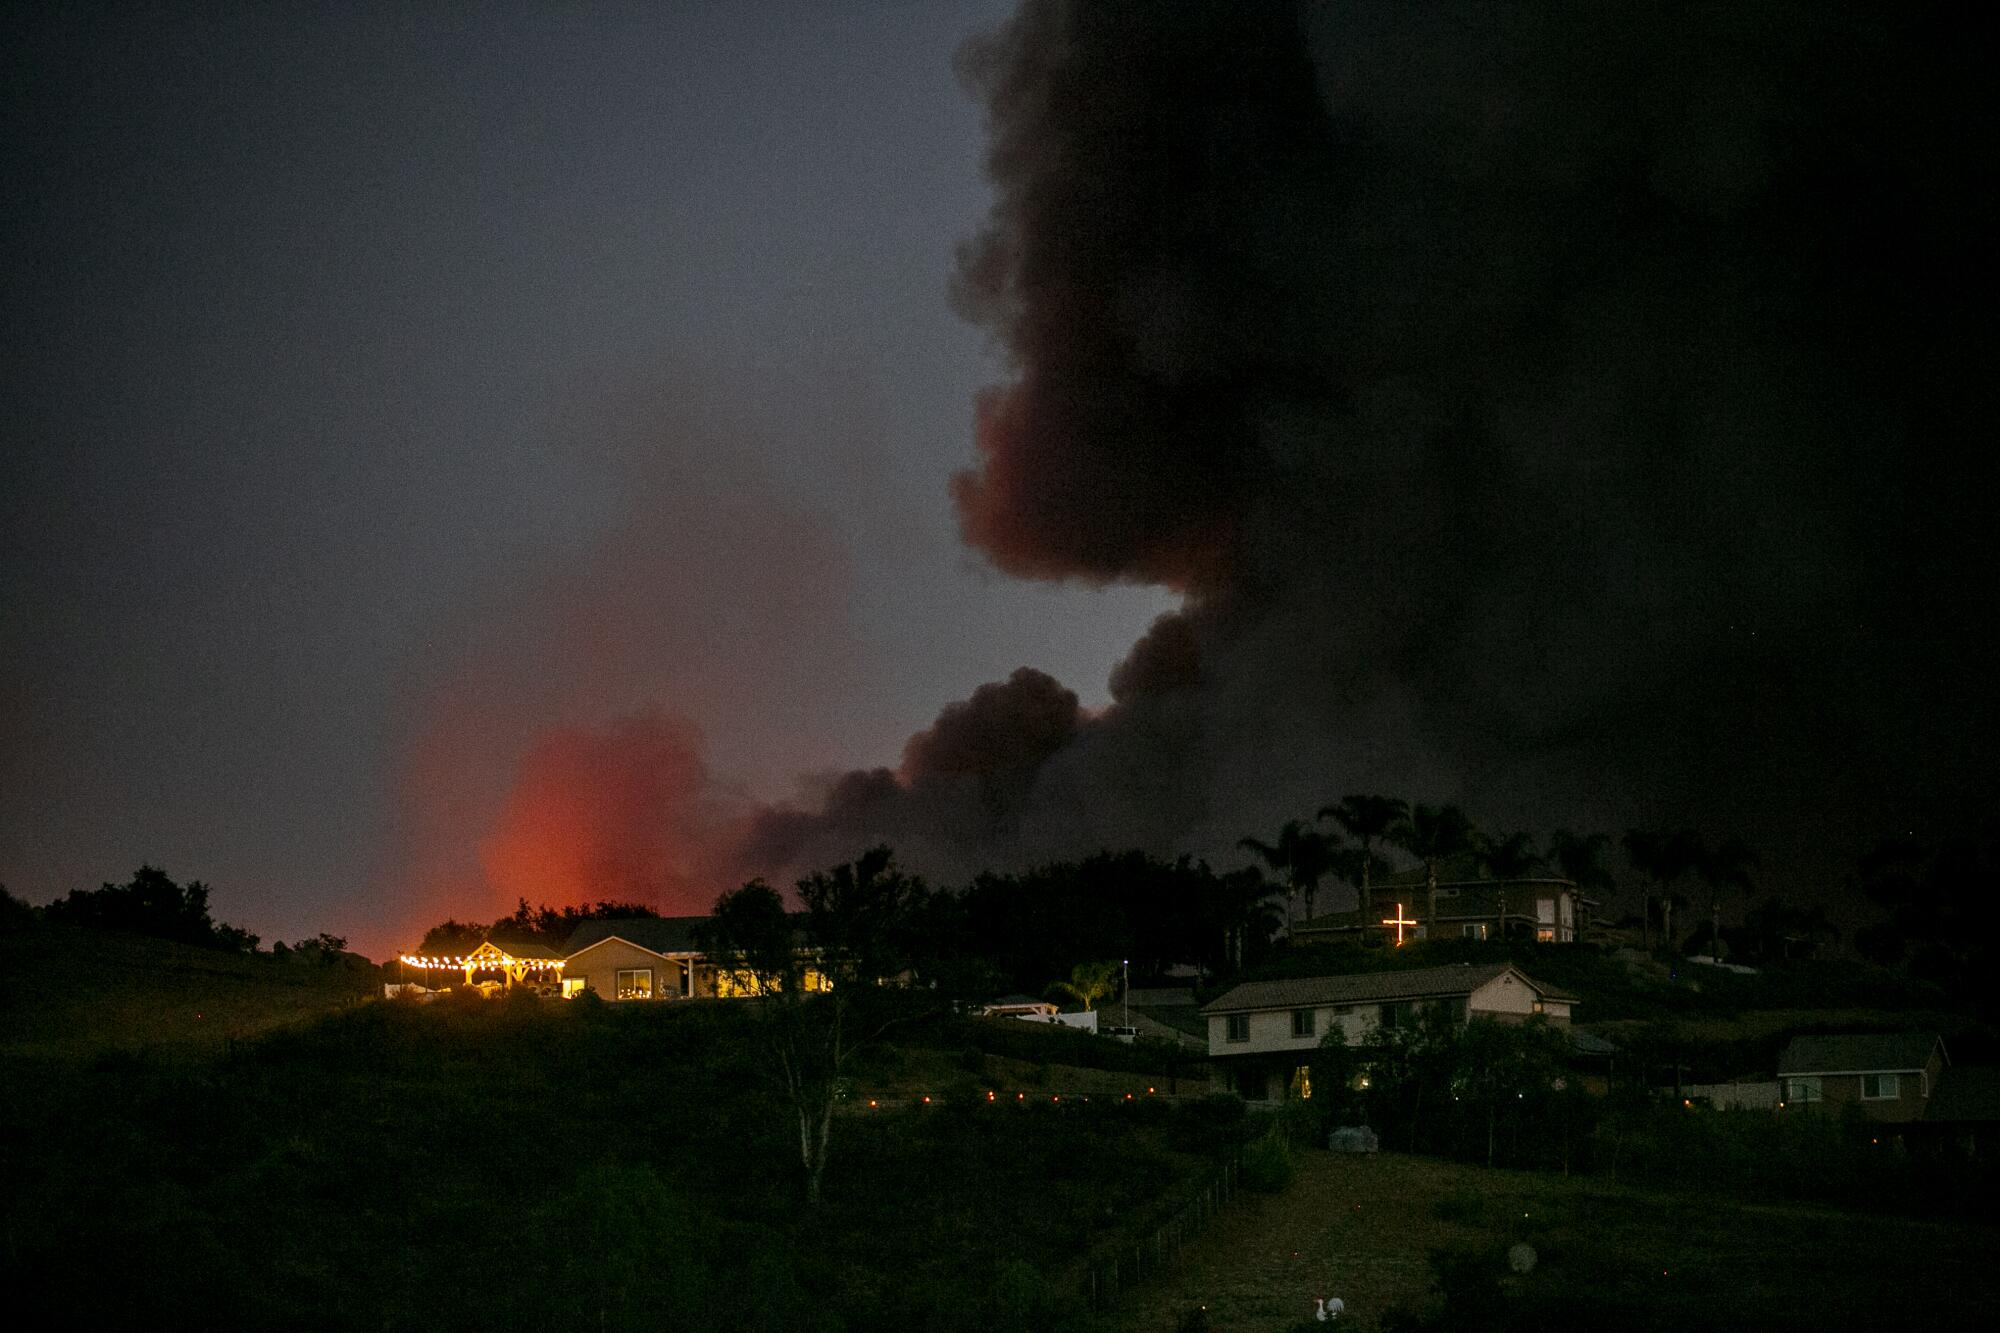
[1568,1028,1620,1057]
[1372,854,1577,892]
[1201,963,1574,1015]
[1925,1067,2000,1124]
[1121,1007,1207,1050]
[986,993,1052,1009]
[1295,887,1576,935]
[474,938,565,961]
[1126,987,1197,1008]
[1777,1033,1946,1077]
[562,916,709,958]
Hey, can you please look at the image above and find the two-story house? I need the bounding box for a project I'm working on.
[1200,962,1576,1101]
[1291,855,1596,946]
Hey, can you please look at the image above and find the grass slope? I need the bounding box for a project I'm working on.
[0,925,379,1058]
[1,993,1234,1329]
[1105,1150,2000,1332]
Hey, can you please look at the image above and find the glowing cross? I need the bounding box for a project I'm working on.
[1382,902,1418,946]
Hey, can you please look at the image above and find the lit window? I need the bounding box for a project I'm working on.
[714,969,767,998]
[1862,1073,1900,1100]
[560,978,587,999]
[1461,923,1488,940]
[1536,928,1556,942]
[615,968,653,1000]
[1225,1014,1250,1043]
[1292,1008,1316,1038]
[1291,1065,1313,1100]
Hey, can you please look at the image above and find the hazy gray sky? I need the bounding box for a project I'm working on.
[2,2,1174,948]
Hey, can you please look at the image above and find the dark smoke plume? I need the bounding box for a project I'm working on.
[752,0,1997,905]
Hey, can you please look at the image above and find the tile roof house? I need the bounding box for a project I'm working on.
[1776,1033,1948,1122]
[1200,963,1576,1101]
[1291,854,1596,946]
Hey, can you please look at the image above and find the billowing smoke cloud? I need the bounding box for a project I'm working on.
[366,395,859,955]
[746,0,1997,904]
[479,711,736,915]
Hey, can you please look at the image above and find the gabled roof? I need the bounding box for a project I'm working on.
[1201,963,1573,1015]
[1925,1067,2000,1124]
[1777,1033,1946,1077]
[562,916,709,958]
[473,938,564,961]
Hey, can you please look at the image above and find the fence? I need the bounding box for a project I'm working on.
[1082,1153,1241,1312]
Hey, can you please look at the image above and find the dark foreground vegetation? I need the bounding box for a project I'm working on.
[1109,1150,2000,1333]
[0,994,1241,1331]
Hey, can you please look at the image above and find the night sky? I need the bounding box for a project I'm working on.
[6,1,1994,960]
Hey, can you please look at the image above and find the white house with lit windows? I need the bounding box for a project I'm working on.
[1200,963,1576,1101]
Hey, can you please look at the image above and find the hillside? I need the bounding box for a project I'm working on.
[0,924,380,1058]
[1106,1149,2000,1332]
[1,994,1235,1329]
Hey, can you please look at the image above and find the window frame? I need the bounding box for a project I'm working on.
[1862,1072,1901,1100]
[1225,1013,1250,1044]
[614,967,654,1000]
[1291,1008,1316,1038]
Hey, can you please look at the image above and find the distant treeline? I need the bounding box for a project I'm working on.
[419,849,1279,997]
[12,866,350,962]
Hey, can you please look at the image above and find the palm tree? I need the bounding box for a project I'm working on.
[1474,830,1544,940]
[1692,836,1759,964]
[1386,804,1478,940]
[1049,959,1120,1013]
[1318,795,1408,922]
[1214,866,1283,971]
[1548,829,1616,941]
[1238,819,1338,930]
[1623,828,1698,953]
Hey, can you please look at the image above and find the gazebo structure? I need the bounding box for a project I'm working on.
[398,939,565,992]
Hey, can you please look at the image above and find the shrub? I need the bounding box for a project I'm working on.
[1241,1125,1295,1193]
[1433,1189,1485,1225]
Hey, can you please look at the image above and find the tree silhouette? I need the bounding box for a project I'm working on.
[1691,836,1759,963]
[1623,829,1699,952]
[1238,819,1338,929]
[1387,805,1478,940]
[1319,795,1408,922]
[1474,830,1544,940]
[1548,829,1616,942]
[701,846,933,1206]
[42,865,257,952]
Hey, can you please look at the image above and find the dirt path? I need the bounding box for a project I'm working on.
[1104,1151,1448,1332]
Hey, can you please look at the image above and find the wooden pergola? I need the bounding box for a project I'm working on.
[398,939,565,989]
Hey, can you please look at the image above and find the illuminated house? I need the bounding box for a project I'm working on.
[559,917,711,1000]
[397,939,566,990]
[1201,962,1576,1101]
[558,917,830,1001]
[1291,856,1595,946]
[1776,1033,1948,1123]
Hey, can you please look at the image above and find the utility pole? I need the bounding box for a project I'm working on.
[1122,958,1130,1030]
